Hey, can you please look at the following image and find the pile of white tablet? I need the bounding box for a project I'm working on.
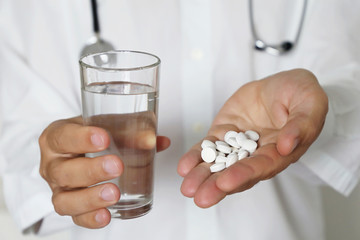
[200,130,260,173]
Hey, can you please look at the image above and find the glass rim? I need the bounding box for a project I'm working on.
[79,50,161,72]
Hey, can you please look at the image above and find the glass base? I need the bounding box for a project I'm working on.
[108,201,152,219]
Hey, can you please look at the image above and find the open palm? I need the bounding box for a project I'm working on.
[177,69,328,208]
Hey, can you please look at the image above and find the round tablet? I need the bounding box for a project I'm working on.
[226,137,240,148]
[201,147,217,163]
[241,139,258,154]
[201,139,216,149]
[224,130,238,142]
[218,152,226,157]
[210,162,226,173]
[226,153,238,168]
[238,149,249,160]
[245,130,260,141]
[216,144,232,154]
[215,155,228,163]
[215,140,229,147]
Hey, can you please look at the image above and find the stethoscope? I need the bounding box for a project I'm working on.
[84,0,308,57]
[249,0,308,56]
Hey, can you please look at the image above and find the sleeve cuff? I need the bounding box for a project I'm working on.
[299,150,359,196]
[298,86,359,196]
[15,192,74,236]
[12,192,54,231]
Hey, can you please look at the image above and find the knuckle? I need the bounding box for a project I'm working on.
[52,129,64,152]
[305,120,319,141]
[51,164,70,188]
[39,121,60,148]
[39,153,51,181]
[52,193,67,216]
[72,215,82,227]
[39,120,65,152]
[49,121,71,152]
[38,131,47,148]
[39,164,47,180]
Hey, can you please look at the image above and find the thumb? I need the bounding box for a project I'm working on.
[276,118,302,156]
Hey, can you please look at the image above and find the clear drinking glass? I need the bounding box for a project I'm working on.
[79,50,160,219]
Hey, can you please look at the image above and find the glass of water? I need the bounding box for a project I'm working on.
[79,50,160,219]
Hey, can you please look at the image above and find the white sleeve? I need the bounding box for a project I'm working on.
[283,0,360,196]
[0,42,77,232]
[0,28,80,236]
[299,64,360,196]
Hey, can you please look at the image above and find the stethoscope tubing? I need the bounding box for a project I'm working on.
[91,0,100,34]
[248,0,308,56]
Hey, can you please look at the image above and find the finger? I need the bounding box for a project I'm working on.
[216,144,285,193]
[177,148,203,177]
[207,124,240,139]
[193,173,226,208]
[277,113,321,156]
[44,121,110,154]
[47,155,123,188]
[112,131,169,151]
[177,136,218,177]
[52,183,120,216]
[72,208,111,229]
[215,160,259,194]
[156,136,171,152]
[180,162,212,197]
[122,130,157,150]
[276,118,301,156]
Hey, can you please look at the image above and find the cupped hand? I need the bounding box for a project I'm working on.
[39,116,170,228]
[177,69,328,208]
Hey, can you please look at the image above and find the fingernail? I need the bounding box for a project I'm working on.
[100,186,116,201]
[103,158,120,175]
[95,211,105,224]
[91,134,104,148]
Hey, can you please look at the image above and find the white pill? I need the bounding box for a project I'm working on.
[224,130,238,142]
[237,149,249,160]
[215,140,229,147]
[201,139,216,149]
[236,132,247,144]
[226,137,240,148]
[210,162,226,173]
[218,152,226,157]
[236,138,247,148]
[241,139,258,154]
[215,155,228,163]
[231,147,240,153]
[245,130,260,141]
[216,144,232,154]
[226,153,238,168]
[201,147,217,163]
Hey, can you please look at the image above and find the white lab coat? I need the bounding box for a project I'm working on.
[1,0,360,239]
